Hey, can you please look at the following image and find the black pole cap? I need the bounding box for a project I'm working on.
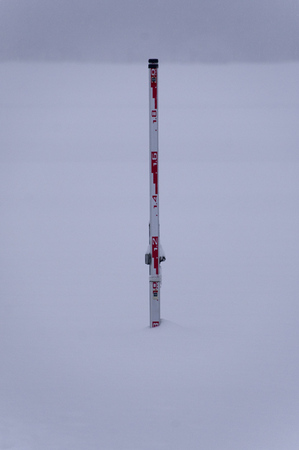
[148,59,159,68]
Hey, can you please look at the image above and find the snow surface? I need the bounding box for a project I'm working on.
[1,62,299,449]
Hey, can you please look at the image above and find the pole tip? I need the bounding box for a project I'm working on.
[148,59,159,68]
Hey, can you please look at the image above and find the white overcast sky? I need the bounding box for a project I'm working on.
[0,0,298,62]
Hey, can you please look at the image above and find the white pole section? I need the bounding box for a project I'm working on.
[145,59,166,328]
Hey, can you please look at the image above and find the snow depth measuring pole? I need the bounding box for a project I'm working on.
[145,59,166,328]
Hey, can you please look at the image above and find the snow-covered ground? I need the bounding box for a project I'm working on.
[1,62,299,449]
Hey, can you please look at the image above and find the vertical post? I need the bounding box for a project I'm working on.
[145,58,165,328]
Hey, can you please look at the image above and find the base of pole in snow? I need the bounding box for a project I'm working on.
[149,279,160,327]
[145,58,165,328]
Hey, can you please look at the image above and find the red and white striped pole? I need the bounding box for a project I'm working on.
[145,59,165,328]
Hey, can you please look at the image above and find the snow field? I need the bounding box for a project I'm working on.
[1,62,299,449]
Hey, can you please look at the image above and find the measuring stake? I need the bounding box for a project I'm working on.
[145,59,166,328]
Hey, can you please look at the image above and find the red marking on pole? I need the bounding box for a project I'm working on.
[151,110,157,128]
[151,152,158,194]
[151,69,158,109]
[152,321,159,327]
[152,236,159,275]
